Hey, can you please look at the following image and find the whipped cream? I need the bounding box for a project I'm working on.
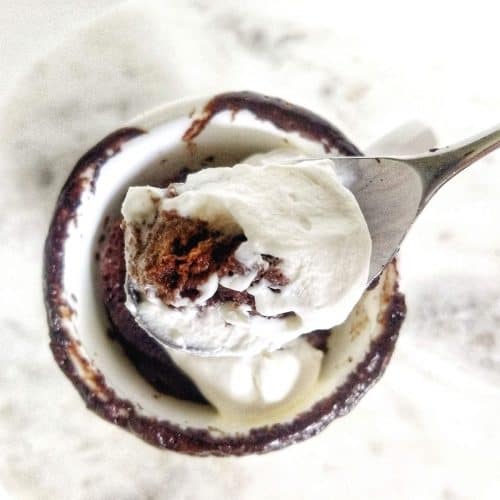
[168,337,323,417]
[122,148,372,356]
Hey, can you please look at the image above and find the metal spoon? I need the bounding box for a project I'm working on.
[302,125,500,283]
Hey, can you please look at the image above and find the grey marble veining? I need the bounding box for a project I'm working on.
[1,1,499,499]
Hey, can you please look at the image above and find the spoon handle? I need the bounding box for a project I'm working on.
[408,124,500,203]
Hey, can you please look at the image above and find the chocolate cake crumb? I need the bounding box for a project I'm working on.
[130,211,247,304]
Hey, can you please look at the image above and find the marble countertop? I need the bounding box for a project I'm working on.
[1,1,499,499]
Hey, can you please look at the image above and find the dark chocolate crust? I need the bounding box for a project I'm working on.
[44,91,405,456]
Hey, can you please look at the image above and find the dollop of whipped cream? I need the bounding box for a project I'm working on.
[168,337,323,417]
[122,148,371,357]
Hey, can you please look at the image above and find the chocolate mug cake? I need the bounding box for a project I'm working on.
[44,91,405,455]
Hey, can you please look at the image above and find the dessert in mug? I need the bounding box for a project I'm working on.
[44,92,405,455]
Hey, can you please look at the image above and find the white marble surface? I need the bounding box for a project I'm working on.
[1,1,500,499]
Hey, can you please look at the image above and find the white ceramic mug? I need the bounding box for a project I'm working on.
[44,91,412,455]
